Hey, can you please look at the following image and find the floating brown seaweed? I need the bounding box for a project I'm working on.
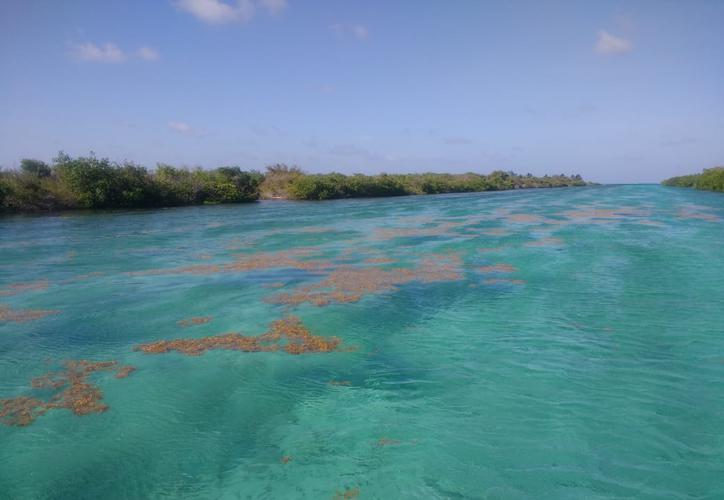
[136,316,342,356]
[377,437,401,447]
[506,214,544,223]
[329,380,352,386]
[0,305,60,323]
[677,209,720,222]
[0,397,47,426]
[481,228,510,236]
[334,487,360,500]
[373,221,465,240]
[114,366,136,379]
[0,280,49,297]
[130,248,331,277]
[270,316,342,354]
[562,207,650,223]
[225,249,331,272]
[136,332,278,356]
[124,243,462,307]
[0,360,135,426]
[177,316,213,328]
[280,455,293,464]
[268,254,463,307]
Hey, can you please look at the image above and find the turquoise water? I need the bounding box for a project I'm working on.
[1,185,723,499]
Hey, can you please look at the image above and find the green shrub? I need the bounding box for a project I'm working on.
[0,174,7,208]
[695,167,724,192]
[206,167,262,203]
[20,159,51,178]
[663,167,724,193]
[288,174,346,200]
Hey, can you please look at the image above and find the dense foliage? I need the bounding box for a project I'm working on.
[662,167,724,193]
[0,153,587,213]
[283,171,586,201]
[0,153,262,212]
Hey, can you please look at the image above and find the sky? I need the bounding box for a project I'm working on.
[1,1,722,183]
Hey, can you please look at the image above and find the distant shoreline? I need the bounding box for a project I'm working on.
[1,153,589,215]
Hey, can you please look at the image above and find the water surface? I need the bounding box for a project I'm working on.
[1,185,723,499]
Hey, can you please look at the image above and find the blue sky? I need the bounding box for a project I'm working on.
[1,0,722,183]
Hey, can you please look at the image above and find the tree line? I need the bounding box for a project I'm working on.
[263,165,586,200]
[662,167,724,193]
[0,153,587,213]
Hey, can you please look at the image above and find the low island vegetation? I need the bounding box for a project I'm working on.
[0,152,587,214]
[662,167,724,193]
[260,165,587,200]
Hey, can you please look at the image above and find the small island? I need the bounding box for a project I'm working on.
[662,167,724,193]
[0,153,588,214]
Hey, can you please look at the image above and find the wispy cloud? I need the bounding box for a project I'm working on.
[168,121,195,135]
[177,0,255,24]
[177,0,286,24]
[351,25,368,40]
[595,30,632,55]
[137,46,160,61]
[69,42,127,63]
[332,23,369,40]
[259,0,287,15]
[69,42,160,63]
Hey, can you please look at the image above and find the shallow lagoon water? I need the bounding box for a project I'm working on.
[1,185,723,499]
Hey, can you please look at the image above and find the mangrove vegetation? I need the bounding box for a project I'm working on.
[662,167,724,193]
[0,153,588,214]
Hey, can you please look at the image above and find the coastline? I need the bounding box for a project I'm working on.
[1,155,589,215]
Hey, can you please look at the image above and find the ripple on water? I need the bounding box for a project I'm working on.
[0,185,723,498]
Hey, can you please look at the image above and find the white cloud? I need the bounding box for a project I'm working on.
[595,30,632,55]
[259,0,287,15]
[331,23,369,40]
[168,121,194,135]
[69,43,160,63]
[351,25,368,40]
[70,42,126,63]
[177,0,255,24]
[137,46,160,61]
